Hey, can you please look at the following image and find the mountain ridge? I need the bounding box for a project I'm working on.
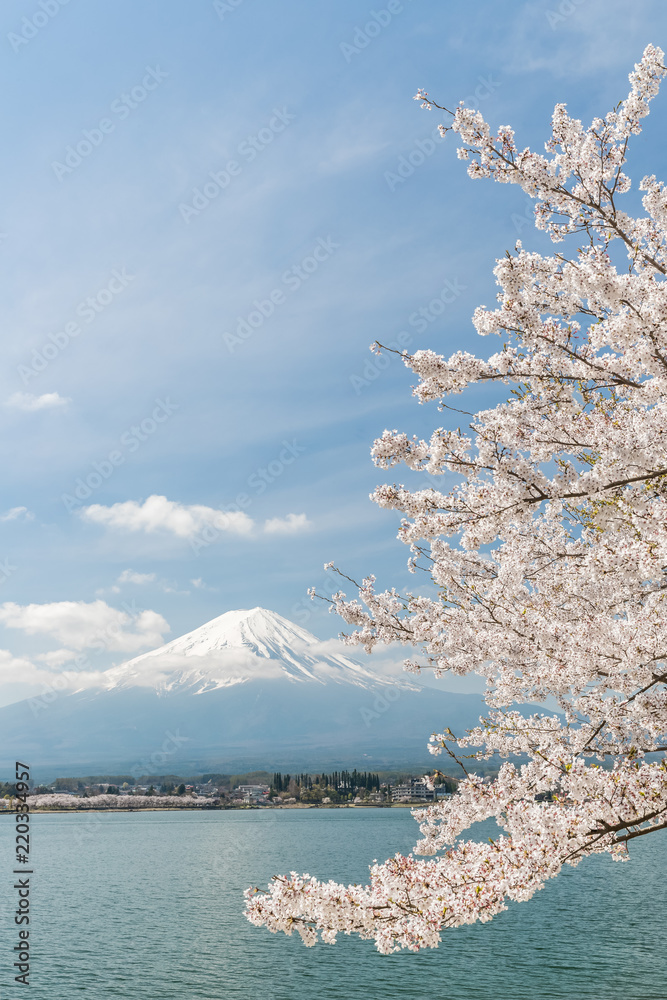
[102,606,410,693]
[0,607,490,775]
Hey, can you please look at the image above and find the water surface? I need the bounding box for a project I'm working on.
[0,808,664,999]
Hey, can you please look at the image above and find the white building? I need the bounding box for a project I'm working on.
[391,777,449,802]
[235,784,269,803]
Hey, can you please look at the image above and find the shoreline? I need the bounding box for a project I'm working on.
[0,802,420,814]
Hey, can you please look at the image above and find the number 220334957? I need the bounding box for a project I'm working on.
[15,762,31,862]
[13,762,32,985]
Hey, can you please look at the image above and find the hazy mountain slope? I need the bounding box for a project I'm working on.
[1,681,490,777]
[0,607,493,777]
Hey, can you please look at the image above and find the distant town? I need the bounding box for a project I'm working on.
[0,769,459,809]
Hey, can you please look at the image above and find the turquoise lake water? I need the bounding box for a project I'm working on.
[0,808,664,999]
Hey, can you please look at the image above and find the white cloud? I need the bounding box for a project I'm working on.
[105,647,288,689]
[5,391,70,411]
[35,649,78,667]
[117,569,157,586]
[292,637,489,694]
[189,577,218,592]
[97,569,186,597]
[0,506,34,522]
[263,512,311,535]
[473,1,663,81]
[80,495,254,539]
[79,495,311,541]
[0,649,107,696]
[0,649,43,683]
[0,599,169,653]
[292,637,417,682]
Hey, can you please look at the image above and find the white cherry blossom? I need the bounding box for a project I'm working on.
[246,45,667,953]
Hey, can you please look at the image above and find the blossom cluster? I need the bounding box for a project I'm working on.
[25,793,211,809]
[245,45,667,952]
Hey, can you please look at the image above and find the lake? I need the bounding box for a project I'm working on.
[0,808,664,999]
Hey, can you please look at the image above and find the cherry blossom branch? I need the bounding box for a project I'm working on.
[247,44,667,953]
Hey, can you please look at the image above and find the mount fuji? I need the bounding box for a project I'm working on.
[0,608,490,779]
[103,607,398,693]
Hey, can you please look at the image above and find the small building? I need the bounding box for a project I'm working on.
[235,784,269,804]
[391,777,447,802]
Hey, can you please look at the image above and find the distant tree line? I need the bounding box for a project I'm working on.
[272,771,381,794]
[1,768,461,800]
[269,771,384,803]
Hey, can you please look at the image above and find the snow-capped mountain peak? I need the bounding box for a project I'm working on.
[103,607,402,694]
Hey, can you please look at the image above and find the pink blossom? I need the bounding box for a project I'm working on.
[245,45,667,953]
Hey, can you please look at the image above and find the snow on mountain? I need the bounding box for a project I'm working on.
[0,607,497,774]
[103,607,406,694]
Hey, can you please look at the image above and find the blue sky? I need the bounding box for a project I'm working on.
[1,0,666,704]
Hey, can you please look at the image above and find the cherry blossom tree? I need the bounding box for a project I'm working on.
[27,793,210,809]
[245,45,667,953]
